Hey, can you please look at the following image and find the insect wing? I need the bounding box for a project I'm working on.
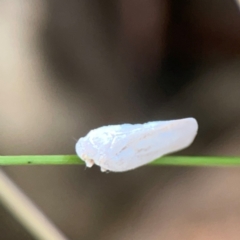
[107,118,197,171]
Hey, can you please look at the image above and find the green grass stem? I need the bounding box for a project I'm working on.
[0,155,240,167]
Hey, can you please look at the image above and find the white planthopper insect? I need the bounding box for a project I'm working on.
[75,118,198,172]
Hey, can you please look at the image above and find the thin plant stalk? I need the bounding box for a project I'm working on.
[0,169,69,240]
[0,155,240,166]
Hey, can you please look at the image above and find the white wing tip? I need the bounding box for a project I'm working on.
[186,117,198,133]
[179,117,198,148]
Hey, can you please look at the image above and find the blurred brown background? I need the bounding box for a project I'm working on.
[0,0,240,239]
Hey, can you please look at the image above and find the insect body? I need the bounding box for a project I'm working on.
[75,118,198,172]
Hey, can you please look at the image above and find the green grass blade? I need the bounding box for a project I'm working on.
[0,155,81,165]
[0,155,240,166]
[150,156,240,166]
